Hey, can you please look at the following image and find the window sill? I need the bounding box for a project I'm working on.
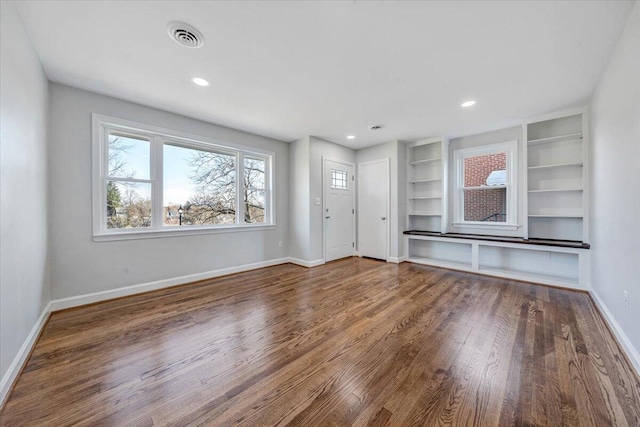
[93,223,276,242]
[452,222,520,231]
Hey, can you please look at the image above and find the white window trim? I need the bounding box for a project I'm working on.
[92,114,275,241]
[452,140,519,231]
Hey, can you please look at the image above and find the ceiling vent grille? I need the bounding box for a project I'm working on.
[167,21,204,48]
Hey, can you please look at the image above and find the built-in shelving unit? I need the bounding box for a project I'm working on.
[403,107,590,289]
[404,232,589,289]
[525,109,588,242]
[406,137,449,233]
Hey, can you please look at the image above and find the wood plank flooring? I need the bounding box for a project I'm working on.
[1,257,639,426]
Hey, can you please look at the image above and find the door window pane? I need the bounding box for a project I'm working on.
[331,169,348,190]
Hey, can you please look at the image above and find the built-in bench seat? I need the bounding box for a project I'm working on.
[402,230,590,290]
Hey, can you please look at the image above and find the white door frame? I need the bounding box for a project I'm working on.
[322,157,356,263]
[357,158,390,261]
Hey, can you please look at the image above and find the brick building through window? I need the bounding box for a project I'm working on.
[463,153,507,222]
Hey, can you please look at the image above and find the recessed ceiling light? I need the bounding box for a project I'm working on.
[192,77,210,87]
[347,135,355,139]
[461,100,476,108]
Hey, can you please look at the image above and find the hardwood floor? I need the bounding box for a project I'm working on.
[1,258,639,426]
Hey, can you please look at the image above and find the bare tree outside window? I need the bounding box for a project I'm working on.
[106,134,152,229]
[244,157,266,223]
[182,148,236,225]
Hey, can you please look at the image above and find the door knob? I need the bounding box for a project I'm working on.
[381,217,386,220]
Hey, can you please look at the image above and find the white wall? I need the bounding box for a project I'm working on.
[355,140,405,260]
[589,3,640,359]
[448,126,525,237]
[0,0,50,390]
[48,84,289,299]
[288,137,311,261]
[288,136,355,263]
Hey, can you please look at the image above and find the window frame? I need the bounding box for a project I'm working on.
[92,114,275,241]
[452,140,518,231]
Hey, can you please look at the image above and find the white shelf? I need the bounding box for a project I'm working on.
[527,132,583,145]
[409,212,442,216]
[528,188,583,193]
[409,196,441,200]
[528,214,583,218]
[463,185,507,190]
[528,162,583,171]
[409,178,442,184]
[477,267,579,287]
[409,158,442,166]
[407,257,471,271]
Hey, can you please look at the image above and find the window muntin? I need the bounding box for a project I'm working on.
[453,141,518,228]
[93,115,274,239]
[331,169,348,190]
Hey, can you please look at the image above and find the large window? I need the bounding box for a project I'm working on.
[453,140,518,229]
[93,115,274,240]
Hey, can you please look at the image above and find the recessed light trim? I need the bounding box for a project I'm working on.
[192,77,210,87]
[461,100,476,108]
[347,135,355,139]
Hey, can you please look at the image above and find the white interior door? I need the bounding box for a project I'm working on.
[358,159,389,260]
[324,159,355,262]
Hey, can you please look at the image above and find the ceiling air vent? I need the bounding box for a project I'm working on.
[167,21,204,48]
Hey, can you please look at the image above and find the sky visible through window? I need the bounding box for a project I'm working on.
[108,135,215,205]
[163,144,203,206]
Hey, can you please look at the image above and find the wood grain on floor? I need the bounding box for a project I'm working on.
[1,258,639,426]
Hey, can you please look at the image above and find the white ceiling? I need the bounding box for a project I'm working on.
[16,1,634,149]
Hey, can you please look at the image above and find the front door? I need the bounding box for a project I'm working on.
[324,159,355,262]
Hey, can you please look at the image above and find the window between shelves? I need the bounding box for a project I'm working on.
[453,140,518,230]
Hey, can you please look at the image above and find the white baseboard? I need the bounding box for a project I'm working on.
[588,287,640,377]
[287,257,325,268]
[1,302,52,407]
[387,256,407,264]
[50,257,290,312]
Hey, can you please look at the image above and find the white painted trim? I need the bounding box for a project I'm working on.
[589,288,640,377]
[387,256,407,264]
[93,224,277,242]
[288,257,325,268]
[452,140,519,230]
[49,257,290,311]
[0,302,52,407]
